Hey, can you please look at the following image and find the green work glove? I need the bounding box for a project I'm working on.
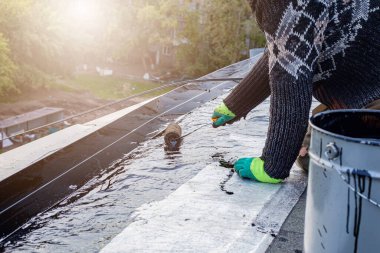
[234,157,282,184]
[211,102,236,128]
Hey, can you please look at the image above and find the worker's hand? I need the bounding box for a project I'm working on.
[211,102,236,128]
[234,157,282,184]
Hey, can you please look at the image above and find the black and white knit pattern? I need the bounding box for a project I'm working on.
[266,0,329,79]
[266,0,380,82]
[315,0,379,81]
[224,0,380,179]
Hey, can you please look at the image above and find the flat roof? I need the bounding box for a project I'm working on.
[0,107,64,129]
[0,53,307,251]
[101,166,306,253]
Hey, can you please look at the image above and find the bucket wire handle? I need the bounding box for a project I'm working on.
[309,149,380,209]
[336,168,380,208]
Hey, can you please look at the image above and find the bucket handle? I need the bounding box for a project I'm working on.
[309,151,380,209]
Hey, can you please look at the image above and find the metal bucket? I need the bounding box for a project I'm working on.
[305,109,380,253]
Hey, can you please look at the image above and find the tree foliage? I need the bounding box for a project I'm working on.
[0,0,265,97]
[0,0,64,94]
[0,34,16,94]
[176,0,261,76]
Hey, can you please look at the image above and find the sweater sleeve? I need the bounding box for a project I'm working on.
[223,51,270,118]
[257,0,329,179]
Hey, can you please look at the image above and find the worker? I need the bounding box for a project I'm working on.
[212,0,380,183]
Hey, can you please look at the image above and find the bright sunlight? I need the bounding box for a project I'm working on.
[65,0,102,27]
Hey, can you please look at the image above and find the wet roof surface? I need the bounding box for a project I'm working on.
[0,58,254,239]
[1,55,316,252]
[2,92,307,252]
[0,94,269,252]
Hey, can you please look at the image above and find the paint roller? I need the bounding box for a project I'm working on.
[163,123,182,151]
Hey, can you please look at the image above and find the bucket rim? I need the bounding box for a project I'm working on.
[310,109,380,146]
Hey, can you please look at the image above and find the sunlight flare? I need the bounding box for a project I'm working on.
[66,0,101,26]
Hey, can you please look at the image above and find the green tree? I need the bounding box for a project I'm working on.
[0,0,266,97]
[110,0,180,71]
[175,0,265,77]
[0,0,64,95]
[0,34,17,95]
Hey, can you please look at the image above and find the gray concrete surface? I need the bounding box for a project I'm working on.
[266,189,307,253]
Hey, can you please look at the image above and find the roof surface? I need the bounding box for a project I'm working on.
[0,53,308,252]
[101,165,306,253]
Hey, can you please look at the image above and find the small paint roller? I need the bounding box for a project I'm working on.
[163,123,182,150]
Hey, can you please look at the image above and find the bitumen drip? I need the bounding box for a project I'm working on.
[214,156,236,195]
[218,158,236,169]
[219,169,235,195]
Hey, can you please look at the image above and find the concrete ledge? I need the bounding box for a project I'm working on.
[0,98,156,182]
[101,165,306,253]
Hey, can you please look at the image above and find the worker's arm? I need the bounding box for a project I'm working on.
[212,52,270,127]
[234,0,328,182]
[223,51,271,118]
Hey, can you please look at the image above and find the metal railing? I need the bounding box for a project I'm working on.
[0,77,242,143]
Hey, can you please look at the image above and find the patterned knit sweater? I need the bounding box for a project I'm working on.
[224,0,380,179]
